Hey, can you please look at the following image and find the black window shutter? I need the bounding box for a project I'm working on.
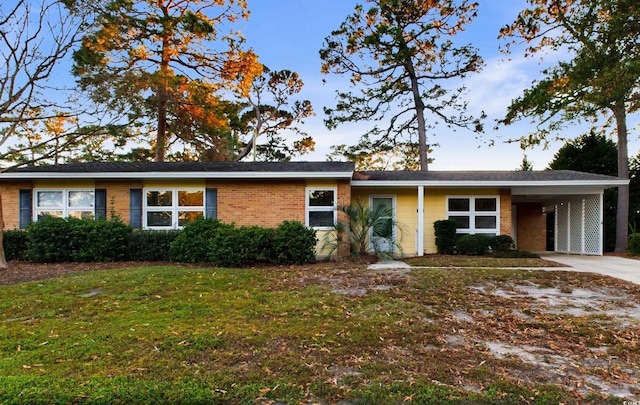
[19,189,32,229]
[205,188,217,219]
[95,189,107,220]
[130,189,142,228]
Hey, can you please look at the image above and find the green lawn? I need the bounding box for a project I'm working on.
[0,264,638,404]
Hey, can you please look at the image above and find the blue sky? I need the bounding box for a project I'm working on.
[241,0,640,170]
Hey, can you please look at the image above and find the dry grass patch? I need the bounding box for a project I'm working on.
[405,254,566,268]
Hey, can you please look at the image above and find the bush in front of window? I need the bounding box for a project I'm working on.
[127,230,180,261]
[272,220,317,265]
[169,218,233,263]
[68,218,132,262]
[455,234,492,256]
[3,230,28,261]
[433,219,458,254]
[25,216,75,262]
[489,235,515,252]
[25,217,131,262]
[629,233,640,256]
[208,225,275,267]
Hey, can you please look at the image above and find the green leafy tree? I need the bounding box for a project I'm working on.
[499,0,640,251]
[548,131,618,251]
[323,199,403,261]
[233,67,315,162]
[327,140,429,171]
[73,0,263,162]
[517,154,534,171]
[319,0,484,171]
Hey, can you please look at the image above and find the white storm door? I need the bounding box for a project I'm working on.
[370,196,396,252]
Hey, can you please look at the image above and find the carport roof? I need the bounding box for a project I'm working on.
[352,170,627,189]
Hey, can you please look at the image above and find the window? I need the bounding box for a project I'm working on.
[306,188,336,228]
[447,196,499,235]
[144,188,204,229]
[34,189,95,220]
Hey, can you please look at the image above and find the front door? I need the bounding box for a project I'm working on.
[370,196,395,253]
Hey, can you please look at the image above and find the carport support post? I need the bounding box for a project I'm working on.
[417,186,424,256]
[599,192,604,255]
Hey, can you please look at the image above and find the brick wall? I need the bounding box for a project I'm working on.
[211,179,306,227]
[499,189,512,236]
[96,180,144,223]
[1,181,32,229]
[516,202,546,252]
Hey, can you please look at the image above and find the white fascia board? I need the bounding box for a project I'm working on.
[351,180,629,188]
[511,186,615,195]
[0,171,354,180]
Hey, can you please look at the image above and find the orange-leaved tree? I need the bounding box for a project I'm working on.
[73,0,263,162]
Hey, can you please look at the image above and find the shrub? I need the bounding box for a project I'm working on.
[25,216,74,262]
[629,233,640,256]
[209,225,274,267]
[490,235,515,252]
[67,218,131,262]
[271,220,317,265]
[25,217,131,262]
[456,234,491,256]
[170,218,233,262]
[433,219,457,254]
[3,230,28,261]
[128,230,180,261]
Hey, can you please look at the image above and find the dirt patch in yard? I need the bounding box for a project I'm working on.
[283,265,640,401]
[0,261,148,285]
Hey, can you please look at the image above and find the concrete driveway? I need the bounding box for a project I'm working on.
[540,254,640,285]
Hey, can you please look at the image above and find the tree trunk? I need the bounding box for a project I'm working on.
[612,103,630,252]
[405,60,429,171]
[155,88,167,163]
[155,21,171,163]
[0,189,8,269]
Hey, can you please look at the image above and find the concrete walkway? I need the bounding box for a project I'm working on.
[370,255,640,285]
[539,254,640,285]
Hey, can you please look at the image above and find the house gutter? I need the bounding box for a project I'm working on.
[351,180,629,188]
[0,171,355,180]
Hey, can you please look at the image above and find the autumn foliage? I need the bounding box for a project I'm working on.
[73,0,263,162]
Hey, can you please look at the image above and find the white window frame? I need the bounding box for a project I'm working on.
[305,187,337,230]
[143,187,205,229]
[33,189,95,220]
[446,195,500,235]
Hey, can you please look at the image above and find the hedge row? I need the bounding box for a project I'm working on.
[170,218,317,266]
[3,217,316,266]
[432,219,532,257]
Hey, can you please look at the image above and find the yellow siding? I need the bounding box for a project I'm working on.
[34,180,95,188]
[315,229,333,258]
[423,188,501,253]
[143,180,205,188]
[351,188,419,257]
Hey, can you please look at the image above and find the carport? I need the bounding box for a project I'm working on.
[544,195,602,255]
[511,171,627,256]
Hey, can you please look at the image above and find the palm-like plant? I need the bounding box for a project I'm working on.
[323,198,403,261]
